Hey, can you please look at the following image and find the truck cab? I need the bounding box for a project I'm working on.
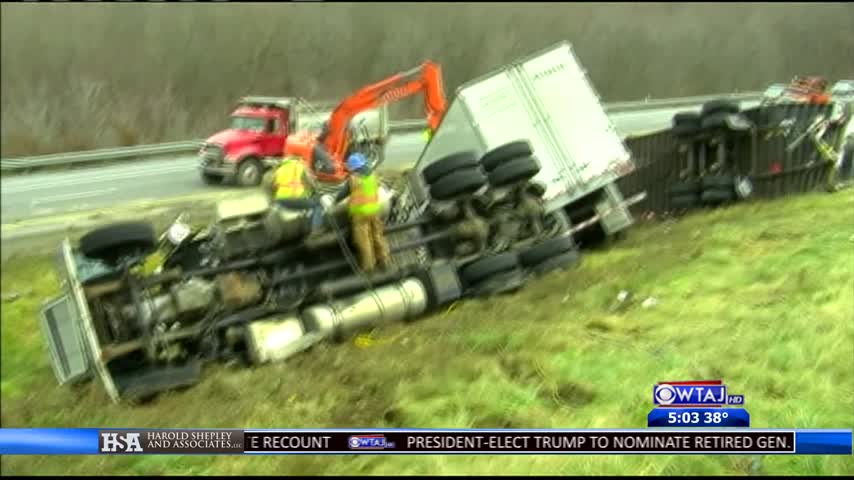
[199,97,295,187]
[199,96,389,187]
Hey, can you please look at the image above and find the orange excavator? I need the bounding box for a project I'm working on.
[285,61,448,183]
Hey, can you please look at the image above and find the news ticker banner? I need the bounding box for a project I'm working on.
[0,429,851,455]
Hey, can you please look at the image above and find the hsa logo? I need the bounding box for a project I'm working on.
[100,432,143,453]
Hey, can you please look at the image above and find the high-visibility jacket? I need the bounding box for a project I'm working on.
[275,159,310,200]
[348,173,380,216]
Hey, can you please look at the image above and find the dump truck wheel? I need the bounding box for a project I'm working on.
[669,194,699,210]
[460,251,520,285]
[529,250,581,276]
[430,167,487,201]
[487,156,541,187]
[669,180,701,196]
[422,151,480,184]
[701,99,740,117]
[519,235,577,267]
[237,157,263,187]
[701,174,735,190]
[80,222,156,265]
[480,141,534,172]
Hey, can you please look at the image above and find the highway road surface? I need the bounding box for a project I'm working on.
[1,102,758,224]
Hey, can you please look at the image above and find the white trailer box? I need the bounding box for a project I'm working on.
[411,41,637,235]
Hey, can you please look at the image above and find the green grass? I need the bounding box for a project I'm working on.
[2,191,853,475]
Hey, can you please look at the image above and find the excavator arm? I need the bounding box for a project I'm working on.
[285,61,448,183]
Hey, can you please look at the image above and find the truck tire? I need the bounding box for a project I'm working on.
[237,157,263,187]
[701,188,735,204]
[701,99,740,117]
[672,112,702,137]
[700,112,731,130]
[480,141,533,172]
[701,174,734,190]
[430,167,487,201]
[460,251,520,285]
[422,151,480,184]
[80,222,156,265]
[673,112,701,127]
[487,156,541,187]
[519,235,576,267]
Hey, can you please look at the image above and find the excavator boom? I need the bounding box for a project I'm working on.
[285,61,448,183]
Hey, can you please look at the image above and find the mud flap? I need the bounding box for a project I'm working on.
[595,183,635,236]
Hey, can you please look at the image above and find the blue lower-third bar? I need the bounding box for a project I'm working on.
[795,430,853,455]
[0,428,101,455]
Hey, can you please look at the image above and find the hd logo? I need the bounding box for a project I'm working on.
[100,432,143,453]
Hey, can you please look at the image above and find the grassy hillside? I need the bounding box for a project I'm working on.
[1,190,852,475]
[2,3,853,157]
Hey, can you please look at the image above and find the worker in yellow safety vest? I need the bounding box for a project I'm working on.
[335,153,391,272]
[273,155,324,228]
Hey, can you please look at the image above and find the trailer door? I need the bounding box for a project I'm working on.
[516,42,633,188]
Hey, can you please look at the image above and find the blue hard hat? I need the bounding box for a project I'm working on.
[347,153,368,171]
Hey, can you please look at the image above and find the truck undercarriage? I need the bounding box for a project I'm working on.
[43,145,587,402]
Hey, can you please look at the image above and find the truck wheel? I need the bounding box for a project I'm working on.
[201,172,223,185]
[422,151,480,184]
[701,99,740,117]
[429,167,487,201]
[460,251,520,286]
[487,156,541,187]
[80,222,156,265]
[237,158,263,187]
[700,112,731,130]
[672,112,702,138]
[673,112,701,127]
[480,141,533,172]
[701,188,735,204]
[519,235,576,267]
[701,174,734,190]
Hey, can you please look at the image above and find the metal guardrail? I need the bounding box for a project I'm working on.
[0,92,762,173]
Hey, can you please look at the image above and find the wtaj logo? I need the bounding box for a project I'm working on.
[100,432,143,453]
[348,435,395,450]
[653,380,744,407]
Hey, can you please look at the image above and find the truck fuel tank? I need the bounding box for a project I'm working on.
[245,315,323,365]
[301,277,429,341]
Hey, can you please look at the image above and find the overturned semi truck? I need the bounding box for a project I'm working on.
[39,41,644,403]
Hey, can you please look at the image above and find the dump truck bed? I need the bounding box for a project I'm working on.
[416,41,633,213]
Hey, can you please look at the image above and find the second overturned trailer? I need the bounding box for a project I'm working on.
[39,41,643,403]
